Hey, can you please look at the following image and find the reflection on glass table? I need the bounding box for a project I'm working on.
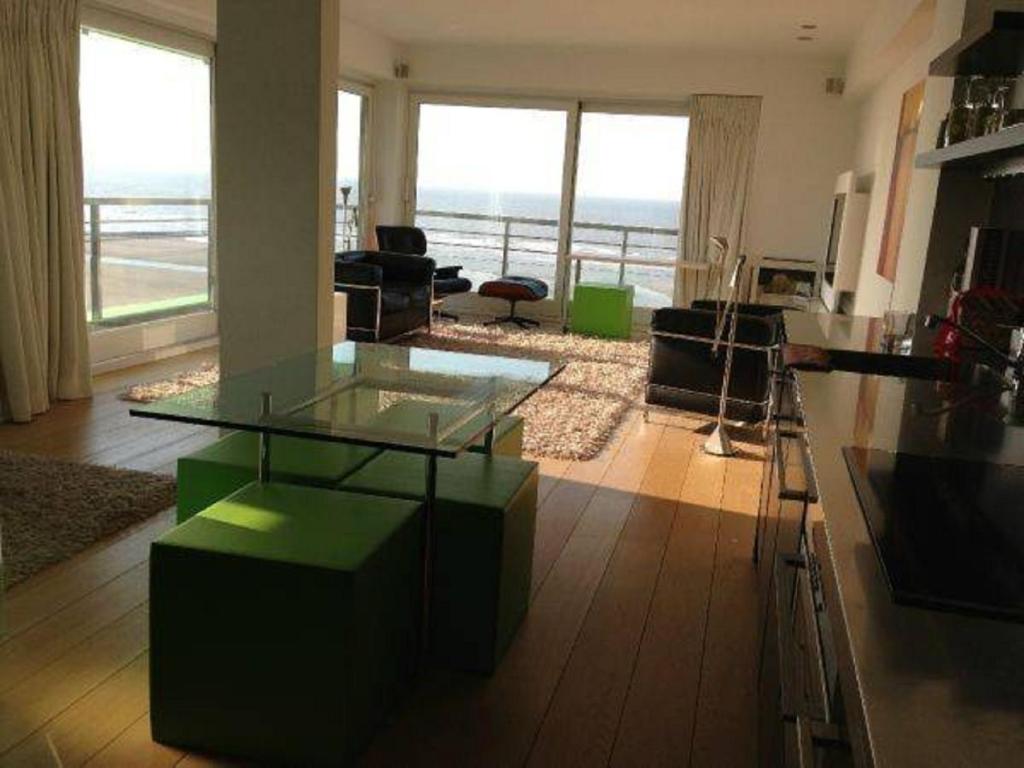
[131,341,563,457]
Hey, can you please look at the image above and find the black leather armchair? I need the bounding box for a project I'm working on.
[377,225,472,320]
[646,306,782,422]
[334,250,434,342]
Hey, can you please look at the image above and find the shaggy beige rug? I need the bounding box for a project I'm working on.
[120,325,649,460]
[402,325,648,460]
[0,451,177,586]
[120,361,219,404]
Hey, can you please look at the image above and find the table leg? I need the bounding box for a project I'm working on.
[421,453,438,660]
[258,392,272,484]
[258,431,271,483]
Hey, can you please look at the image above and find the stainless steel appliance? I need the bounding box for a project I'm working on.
[756,370,852,767]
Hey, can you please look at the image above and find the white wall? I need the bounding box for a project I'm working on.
[388,44,860,266]
[843,0,967,316]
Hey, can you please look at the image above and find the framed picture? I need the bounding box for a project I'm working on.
[877,80,925,282]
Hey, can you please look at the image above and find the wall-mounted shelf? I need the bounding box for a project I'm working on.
[915,122,1024,171]
[930,11,1024,77]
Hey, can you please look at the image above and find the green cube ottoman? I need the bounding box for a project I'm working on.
[176,431,380,523]
[372,399,524,457]
[339,451,537,674]
[150,482,422,766]
[571,282,635,339]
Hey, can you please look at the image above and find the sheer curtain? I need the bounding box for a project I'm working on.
[0,0,91,422]
[674,95,762,307]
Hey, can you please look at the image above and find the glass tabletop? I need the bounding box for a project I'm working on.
[130,341,563,456]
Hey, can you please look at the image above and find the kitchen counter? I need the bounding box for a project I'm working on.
[787,313,1024,766]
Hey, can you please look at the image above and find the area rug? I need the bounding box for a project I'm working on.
[401,325,648,460]
[0,451,177,586]
[118,325,649,460]
[120,361,219,404]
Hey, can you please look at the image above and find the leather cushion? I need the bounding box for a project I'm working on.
[651,307,777,347]
[380,290,411,314]
[435,276,473,296]
[479,276,549,302]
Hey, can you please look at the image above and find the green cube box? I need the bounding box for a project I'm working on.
[150,482,422,766]
[570,282,635,339]
[176,431,380,523]
[339,451,537,674]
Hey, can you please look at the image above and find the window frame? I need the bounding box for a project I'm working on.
[337,79,375,250]
[78,10,216,327]
[405,91,690,324]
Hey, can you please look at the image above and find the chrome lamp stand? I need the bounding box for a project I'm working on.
[705,247,747,458]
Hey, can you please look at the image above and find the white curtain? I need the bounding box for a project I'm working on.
[0,0,91,423]
[674,95,762,307]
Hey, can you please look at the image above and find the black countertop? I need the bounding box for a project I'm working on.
[784,311,1024,767]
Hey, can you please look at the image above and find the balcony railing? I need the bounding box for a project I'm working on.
[81,198,678,324]
[83,197,358,324]
[415,209,679,308]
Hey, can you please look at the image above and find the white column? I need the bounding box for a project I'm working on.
[215,0,340,375]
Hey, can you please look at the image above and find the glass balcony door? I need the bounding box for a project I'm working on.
[568,108,689,312]
[407,97,689,323]
[337,87,370,252]
[409,99,572,294]
[79,27,213,325]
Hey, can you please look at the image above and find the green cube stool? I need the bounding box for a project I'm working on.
[372,400,524,457]
[340,451,537,674]
[176,431,380,523]
[150,482,422,766]
[570,282,635,339]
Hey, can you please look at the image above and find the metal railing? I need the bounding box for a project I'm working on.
[84,196,213,323]
[81,198,677,323]
[415,208,679,304]
[83,197,358,323]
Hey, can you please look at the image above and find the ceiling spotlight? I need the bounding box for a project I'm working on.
[797,35,815,41]
[800,23,818,30]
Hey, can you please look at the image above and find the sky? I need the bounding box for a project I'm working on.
[81,29,363,199]
[80,29,689,209]
[417,104,689,202]
[80,29,211,189]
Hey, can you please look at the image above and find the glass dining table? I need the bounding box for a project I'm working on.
[130,340,564,643]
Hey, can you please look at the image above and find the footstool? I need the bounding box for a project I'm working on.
[571,282,635,339]
[176,431,380,522]
[339,451,538,674]
[150,482,422,766]
[479,276,548,329]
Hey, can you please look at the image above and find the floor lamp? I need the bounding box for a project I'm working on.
[705,245,747,458]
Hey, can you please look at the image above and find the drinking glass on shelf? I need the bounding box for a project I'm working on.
[967,77,993,139]
[946,77,972,145]
[986,82,1011,135]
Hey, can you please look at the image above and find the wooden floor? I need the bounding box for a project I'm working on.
[0,351,763,768]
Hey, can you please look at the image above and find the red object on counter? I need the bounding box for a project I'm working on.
[933,286,1019,363]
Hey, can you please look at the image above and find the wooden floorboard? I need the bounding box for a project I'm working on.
[0,352,765,768]
[525,425,695,768]
[609,442,729,768]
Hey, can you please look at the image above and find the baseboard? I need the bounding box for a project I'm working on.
[90,335,218,376]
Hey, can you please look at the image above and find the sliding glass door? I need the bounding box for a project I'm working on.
[569,109,689,309]
[408,97,689,320]
[410,101,570,290]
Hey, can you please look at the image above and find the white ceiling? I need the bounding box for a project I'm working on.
[337,0,879,55]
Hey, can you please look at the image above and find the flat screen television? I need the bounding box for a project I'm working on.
[819,172,867,313]
[823,193,846,285]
